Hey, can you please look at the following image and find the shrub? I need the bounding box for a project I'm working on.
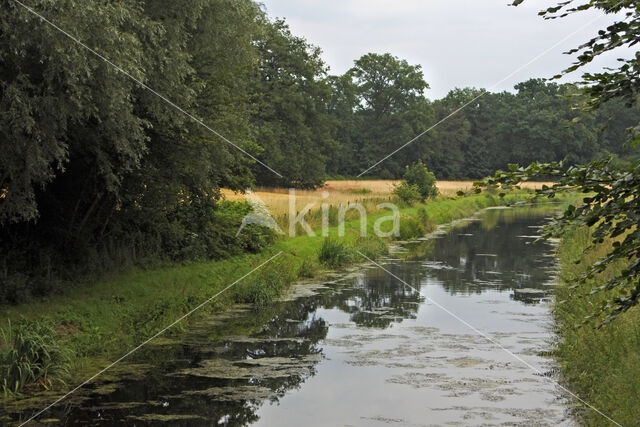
[0,199,277,306]
[404,161,438,200]
[0,320,71,396]
[393,182,422,205]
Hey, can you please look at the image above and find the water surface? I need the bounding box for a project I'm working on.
[10,207,573,426]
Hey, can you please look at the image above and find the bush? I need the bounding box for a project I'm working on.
[0,199,277,306]
[404,161,438,200]
[393,182,422,205]
[0,320,71,396]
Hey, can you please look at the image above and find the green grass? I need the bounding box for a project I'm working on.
[554,226,640,425]
[0,190,547,397]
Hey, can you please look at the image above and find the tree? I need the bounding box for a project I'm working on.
[346,53,433,177]
[325,74,363,175]
[0,0,157,225]
[250,19,336,188]
[349,53,428,116]
[429,88,477,178]
[324,57,638,181]
[0,0,268,303]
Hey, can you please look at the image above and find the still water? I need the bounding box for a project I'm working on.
[13,207,574,425]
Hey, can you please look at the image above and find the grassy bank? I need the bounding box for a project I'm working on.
[555,227,640,425]
[1,191,540,399]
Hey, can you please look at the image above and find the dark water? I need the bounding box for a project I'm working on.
[8,207,574,426]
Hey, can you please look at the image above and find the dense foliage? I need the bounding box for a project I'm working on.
[404,161,438,200]
[1,0,638,305]
[0,0,273,303]
[392,182,422,205]
[250,19,336,188]
[393,161,438,205]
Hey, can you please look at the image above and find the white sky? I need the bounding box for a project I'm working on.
[260,0,631,99]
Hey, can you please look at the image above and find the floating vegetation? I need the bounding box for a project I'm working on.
[173,354,322,381]
[183,385,274,401]
[127,414,205,422]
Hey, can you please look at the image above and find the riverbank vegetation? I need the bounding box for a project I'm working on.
[1,191,538,398]
[555,227,640,425]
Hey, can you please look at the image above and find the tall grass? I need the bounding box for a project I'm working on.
[318,238,354,267]
[0,320,71,397]
[395,207,434,240]
[233,255,298,305]
[555,226,640,425]
[318,236,388,267]
[353,236,388,259]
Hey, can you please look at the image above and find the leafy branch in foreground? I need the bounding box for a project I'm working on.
[473,158,640,325]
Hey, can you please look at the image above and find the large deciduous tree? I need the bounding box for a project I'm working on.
[250,19,336,188]
[337,53,434,177]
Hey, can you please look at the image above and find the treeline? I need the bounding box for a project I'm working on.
[1,0,638,303]
[324,64,640,180]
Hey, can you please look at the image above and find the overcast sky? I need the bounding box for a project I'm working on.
[260,0,629,99]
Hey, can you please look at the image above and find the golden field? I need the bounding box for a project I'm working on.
[222,180,553,217]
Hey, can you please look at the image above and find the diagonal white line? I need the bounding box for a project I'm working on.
[19,251,284,426]
[356,250,623,427]
[11,0,283,178]
[357,3,625,177]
